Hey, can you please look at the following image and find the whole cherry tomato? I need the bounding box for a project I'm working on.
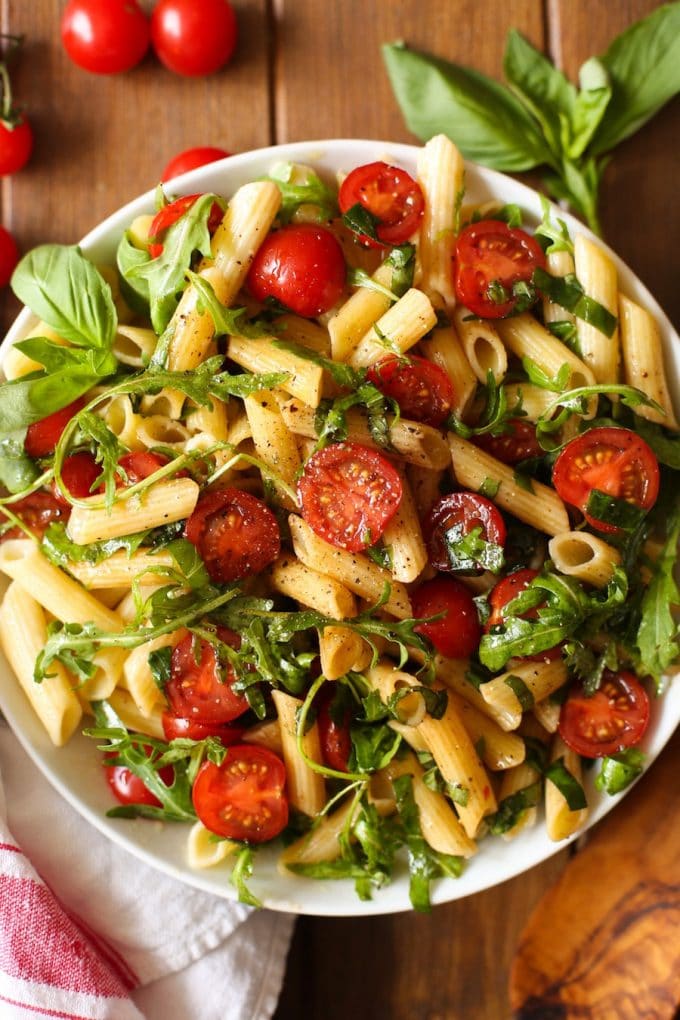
[165,629,249,725]
[411,577,481,659]
[161,147,231,182]
[161,711,245,744]
[24,398,86,459]
[366,355,455,427]
[473,419,543,465]
[104,749,174,808]
[454,220,545,318]
[185,488,281,583]
[151,0,238,77]
[192,745,289,843]
[0,225,19,287]
[559,670,650,758]
[338,161,425,248]
[247,224,346,318]
[0,117,33,177]
[61,0,150,74]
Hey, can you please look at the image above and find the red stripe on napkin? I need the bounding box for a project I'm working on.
[0,990,96,1019]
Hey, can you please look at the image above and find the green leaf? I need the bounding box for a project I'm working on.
[350,722,402,773]
[595,748,646,795]
[635,419,680,469]
[41,522,149,568]
[382,42,553,172]
[590,3,680,156]
[230,846,262,907]
[116,231,151,314]
[342,203,381,242]
[585,489,646,532]
[534,195,574,256]
[11,245,117,350]
[544,757,587,810]
[533,267,617,336]
[504,674,535,710]
[74,412,125,508]
[635,504,680,688]
[0,370,99,433]
[0,430,39,493]
[568,58,612,159]
[263,162,338,224]
[486,780,542,835]
[442,523,505,574]
[186,271,269,339]
[148,646,172,691]
[522,357,572,392]
[385,244,416,298]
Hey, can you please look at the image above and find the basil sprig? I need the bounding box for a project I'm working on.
[383,5,680,233]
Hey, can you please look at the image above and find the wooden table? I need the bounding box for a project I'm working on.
[2,2,678,1018]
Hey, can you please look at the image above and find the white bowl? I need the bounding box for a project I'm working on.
[1,139,679,916]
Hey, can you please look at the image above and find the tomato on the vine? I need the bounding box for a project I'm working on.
[298,442,402,552]
[192,745,288,843]
[559,670,650,758]
[424,492,507,574]
[247,223,346,317]
[24,398,86,459]
[161,146,231,182]
[552,427,659,533]
[366,355,455,427]
[338,161,425,247]
[473,419,543,465]
[151,0,238,77]
[165,629,249,725]
[185,488,281,583]
[0,225,19,287]
[454,220,545,318]
[61,0,150,74]
[411,577,481,659]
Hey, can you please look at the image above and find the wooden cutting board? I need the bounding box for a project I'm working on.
[509,729,680,1019]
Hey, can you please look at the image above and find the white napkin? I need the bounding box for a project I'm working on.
[0,722,294,1019]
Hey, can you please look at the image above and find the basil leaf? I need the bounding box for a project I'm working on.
[0,370,98,432]
[635,419,680,470]
[382,42,552,172]
[533,267,617,337]
[347,267,398,303]
[595,748,646,795]
[263,162,337,224]
[569,58,612,159]
[342,202,381,242]
[442,523,505,574]
[590,3,680,156]
[148,646,172,692]
[0,430,39,493]
[486,780,541,835]
[116,231,151,313]
[635,504,680,689]
[386,244,416,298]
[544,757,587,811]
[504,674,535,711]
[11,245,117,351]
[585,489,646,532]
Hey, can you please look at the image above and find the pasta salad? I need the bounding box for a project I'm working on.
[0,136,678,911]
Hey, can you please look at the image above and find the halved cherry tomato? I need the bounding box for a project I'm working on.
[147,194,223,258]
[552,427,659,534]
[486,568,561,663]
[246,224,346,317]
[185,488,280,584]
[338,161,425,248]
[104,749,174,808]
[0,491,68,542]
[366,355,454,427]
[161,710,245,744]
[454,220,545,318]
[559,670,650,758]
[424,492,506,574]
[161,146,231,182]
[298,442,402,552]
[61,0,150,75]
[411,577,481,659]
[53,451,101,504]
[166,629,249,724]
[24,398,86,458]
[150,0,238,77]
[316,686,352,773]
[473,419,542,465]
[117,451,169,487]
[192,745,288,843]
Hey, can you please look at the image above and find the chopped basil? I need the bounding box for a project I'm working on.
[387,685,448,722]
[478,477,501,499]
[512,469,534,494]
[486,781,542,835]
[443,523,505,574]
[585,489,647,532]
[504,674,535,710]
[342,202,381,242]
[148,646,173,691]
[546,319,579,352]
[595,748,646,795]
[533,267,617,337]
[544,757,587,810]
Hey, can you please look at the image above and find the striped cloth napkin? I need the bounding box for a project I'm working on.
[0,723,294,1019]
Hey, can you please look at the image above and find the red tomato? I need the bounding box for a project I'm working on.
[161,710,245,744]
[166,629,249,724]
[298,442,402,552]
[454,220,546,318]
[486,568,561,663]
[147,194,223,258]
[0,117,33,177]
[161,146,231,182]
[559,670,650,759]
[412,577,481,659]
[104,752,174,808]
[117,451,169,487]
[150,0,238,77]
[366,355,454,427]
[0,492,68,542]
[61,0,150,74]
[552,427,659,533]
[192,745,288,843]
[185,488,280,584]
[247,224,346,318]
[53,451,101,504]
[473,419,542,465]
[338,161,425,247]
[0,225,19,287]
[316,687,352,773]
[24,398,86,458]
[424,492,507,574]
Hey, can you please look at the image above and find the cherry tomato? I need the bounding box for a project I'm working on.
[147,194,223,258]
[117,451,169,487]
[104,751,174,808]
[486,568,561,663]
[24,398,86,458]
[366,355,454,427]
[0,117,33,177]
[166,629,249,724]
[424,492,507,574]
[53,451,101,504]
[61,0,150,74]
[473,419,542,465]
[316,686,352,773]
[193,745,288,843]
[0,492,68,542]
[559,670,650,759]
[298,442,402,552]
[161,710,245,744]
[411,577,481,659]
[552,427,659,533]
[0,225,20,287]
[151,0,238,77]
[161,146,231,183]
[454,220,546,318]
[185,488,280,584]
[247,224,346,318]
[338,161,425,248]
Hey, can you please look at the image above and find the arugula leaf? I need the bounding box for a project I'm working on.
[534,195,574,255]
[72,412,125,507]
[635,504,680,689]
[635,419,680,469]
[382,42,553,172]
[347,267,400,303]
[441,523,505,574]
[447,371,525,438]
[522,358,571,392]
[186,271,269,339]
[230,847,262,907]
[595,748,646,795]
[41,522,149,568]
[264,162,338,224]
[11,245,117,350]
[349,721,402,773]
